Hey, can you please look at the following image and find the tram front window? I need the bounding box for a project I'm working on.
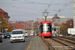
[41,23,51,32]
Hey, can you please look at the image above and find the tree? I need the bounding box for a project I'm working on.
[7,24,14,32]
[0,13,8,32]
[58,19,73,35]
[60,23,67,35]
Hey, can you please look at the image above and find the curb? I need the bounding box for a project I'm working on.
[39,36,48,50]
[26,37,34,50]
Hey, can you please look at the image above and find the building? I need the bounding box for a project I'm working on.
[37,14,72,24]
[12,24,25,29]
[73,0,75,27]
[0,8,10,20]
[10,20,35,34]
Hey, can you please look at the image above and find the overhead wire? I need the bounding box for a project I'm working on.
[0,0,67,5]
[0,0,73,17]
[4,8,41,16]
[45,0,53,11]
[56,0,73,14]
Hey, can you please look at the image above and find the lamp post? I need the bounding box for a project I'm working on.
[42,10,49,21]
[0,21,2,33]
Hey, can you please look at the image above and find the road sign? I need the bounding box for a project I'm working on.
[4,28,8,31]
[54,26,56,31]
[54,26,56,28]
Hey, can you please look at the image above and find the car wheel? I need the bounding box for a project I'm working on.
[10,41,13,43]
[4,37,7,39]
[0,40,2,42]
[23,40,25,42]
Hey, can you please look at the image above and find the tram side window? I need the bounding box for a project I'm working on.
[48,23,52,32]
[40,26,43,33]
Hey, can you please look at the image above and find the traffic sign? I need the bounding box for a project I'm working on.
[54,26,56,28]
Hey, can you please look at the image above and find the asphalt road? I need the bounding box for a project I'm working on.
[0,37,32,50]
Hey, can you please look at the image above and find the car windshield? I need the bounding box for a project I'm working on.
[41,23,52,32]
[12,31,23,34]
[25,32,27,33]
[0,33,4,35]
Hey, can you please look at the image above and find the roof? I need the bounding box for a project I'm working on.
[41,21,52,23]
[52,14,60,19]
[12,29,23,31]
[0,8,10,18]
[12,24,25,29]
[0,8,6,13]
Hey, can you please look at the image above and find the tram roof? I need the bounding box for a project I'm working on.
[41,21,52,23]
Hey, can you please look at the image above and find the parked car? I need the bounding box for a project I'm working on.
[0,33,4,38]
[29,33,34,37]
[4,32,11,39]
[10,29,25,43]
[59,34,63,36]
[24,32,28,37]
[0,33,2,42]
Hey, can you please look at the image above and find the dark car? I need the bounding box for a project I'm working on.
[4,32,11,39]
[0,33,2,42]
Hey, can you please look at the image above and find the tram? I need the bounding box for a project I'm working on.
[40,21,52,37]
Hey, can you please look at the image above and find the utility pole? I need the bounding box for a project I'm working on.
[32,22,33,34]
[73,0,75,28]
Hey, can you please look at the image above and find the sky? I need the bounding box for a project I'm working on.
[0,0,73,21]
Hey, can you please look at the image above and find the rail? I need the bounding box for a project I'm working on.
[44,39,57,50]
[52,38,75,50]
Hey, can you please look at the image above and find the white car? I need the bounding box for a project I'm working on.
[24,32,28,37]
[10,29,25,43]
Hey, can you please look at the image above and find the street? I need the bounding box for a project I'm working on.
[0,37,32,50]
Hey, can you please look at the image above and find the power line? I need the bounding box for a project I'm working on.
[57,0,73,14]
[1,8,41,17]
[0,0,69,6]
[45,0,53,11]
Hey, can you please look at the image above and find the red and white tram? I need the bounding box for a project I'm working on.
[40,21,52,37]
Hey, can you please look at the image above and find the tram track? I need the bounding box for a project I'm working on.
[55,36,75,41]
[44,39,57,50]
[44,38,57,50]
[52,38,75,50]
[44,37,75,50]
[53,37,75,44]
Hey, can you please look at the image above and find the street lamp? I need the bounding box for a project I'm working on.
[42,10,49,21]
[0,21,2,33]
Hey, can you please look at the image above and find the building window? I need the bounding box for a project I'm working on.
[14,26,16,28]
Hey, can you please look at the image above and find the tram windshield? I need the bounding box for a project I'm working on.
[41,23,52,32]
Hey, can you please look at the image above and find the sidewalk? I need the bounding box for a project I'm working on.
[27,36,47,50]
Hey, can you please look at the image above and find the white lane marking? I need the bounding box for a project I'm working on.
[0,40,9,45]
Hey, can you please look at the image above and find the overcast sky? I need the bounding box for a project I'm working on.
[0,0,73,21]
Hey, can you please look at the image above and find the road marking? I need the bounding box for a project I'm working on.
[0,40,9,45]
